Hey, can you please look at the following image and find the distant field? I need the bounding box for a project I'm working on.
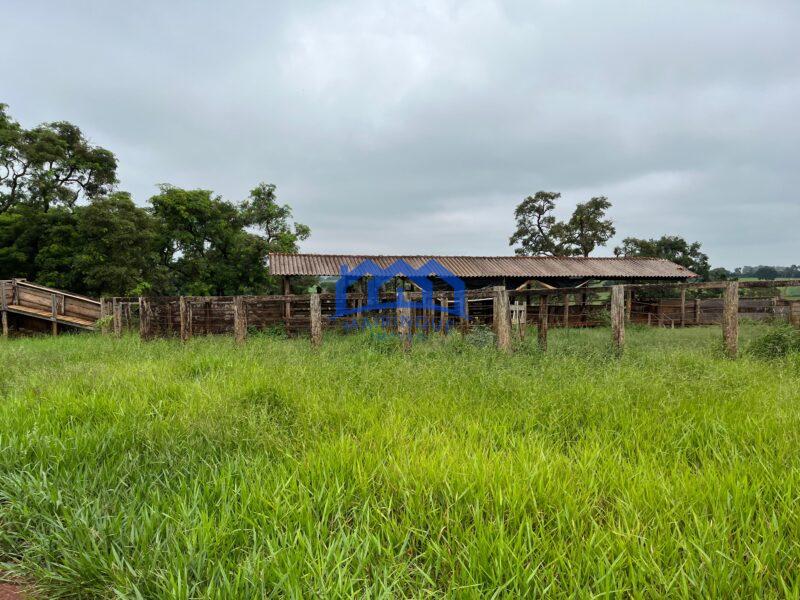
[1,326,800,597]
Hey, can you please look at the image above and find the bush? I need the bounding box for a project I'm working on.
[747,325,800,358]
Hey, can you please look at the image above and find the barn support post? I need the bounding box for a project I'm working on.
[282,276,292,322]
[397,290,411,351]
[310,293,322,347]
[112,298,122,337]
[611,285,625,355]
[538,294,548,351]
[179,296,191,342]
[722,281,739,358]
[563,292,570,328]
[579,292,588,326]
[695,298,701,325]
[514,299,527,339]
[233,296,247,344]
[493,286,512,352]
[461,294,470,330]
[356,279,365,328]
[680,286,687,327]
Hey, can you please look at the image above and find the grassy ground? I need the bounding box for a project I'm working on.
[1,325,799,598]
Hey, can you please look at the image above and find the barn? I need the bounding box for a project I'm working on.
[269,253,697,292]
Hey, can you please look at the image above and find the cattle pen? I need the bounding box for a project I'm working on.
[98,278,800,358]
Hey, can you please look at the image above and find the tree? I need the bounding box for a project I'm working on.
[149,185,275,296]
[241,182,310,252]
[509,191,562,256]
[510,192,615,256]
[0,104,117,213]
[614,235,711,279]
[71,193,166,296]
[560,196,616,257]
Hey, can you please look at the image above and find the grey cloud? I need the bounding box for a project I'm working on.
[4,0,799,267]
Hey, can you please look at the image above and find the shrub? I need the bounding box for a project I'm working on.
[747,325,800,358]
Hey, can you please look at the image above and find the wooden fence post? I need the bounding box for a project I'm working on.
[611,285,625,355]
[233,296,247,344]
[179,296,191,342]
[99,297,108,335]
[538,294,548,351]
[397,291,411,351]
[139,297,152,341]
[680,286,687,327]
[493,286,511,352]
[113,299,122,337]
[695,298,701,325]
[563,292,570,328]
[789,301,800,328]
[625,289,632,323]
[50,293,58,336]
[2,281,8,338]
[722,281,739,358]
[310,293,322,347]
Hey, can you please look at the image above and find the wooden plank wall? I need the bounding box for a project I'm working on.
[3,280,100,335]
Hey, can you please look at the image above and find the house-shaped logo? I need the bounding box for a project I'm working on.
[334,259,466,319]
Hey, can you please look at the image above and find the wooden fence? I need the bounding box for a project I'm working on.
[102,279,800,358]
[2,279,100,336]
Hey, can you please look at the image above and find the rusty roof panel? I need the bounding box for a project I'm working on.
[269,254,697,279]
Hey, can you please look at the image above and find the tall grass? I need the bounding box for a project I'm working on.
[0,325,799,597]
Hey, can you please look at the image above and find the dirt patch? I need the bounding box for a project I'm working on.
[0,583,25,600]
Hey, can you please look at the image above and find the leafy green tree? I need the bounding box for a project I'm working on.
[708,267,731,281]
[509,191,562,256]
[510,192,615,256]
[559,196,616,257]
[149,185,274,296]
[614,235,711,279]
[242,182,310,252]
[72,193,166,296]
[0,204,46,278]
[0,104,117,213]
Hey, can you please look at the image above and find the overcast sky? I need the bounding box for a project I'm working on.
[4,0,799,267]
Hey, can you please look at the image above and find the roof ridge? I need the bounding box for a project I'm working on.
[269,252,673,261]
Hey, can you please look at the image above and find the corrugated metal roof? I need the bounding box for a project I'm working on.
[269,253,697,279]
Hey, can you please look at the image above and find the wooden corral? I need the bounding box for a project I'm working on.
[97,278,800,359]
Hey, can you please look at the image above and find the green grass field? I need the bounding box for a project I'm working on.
[1,325,800,598]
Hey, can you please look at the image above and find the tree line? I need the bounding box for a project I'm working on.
[0,104,308,297]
